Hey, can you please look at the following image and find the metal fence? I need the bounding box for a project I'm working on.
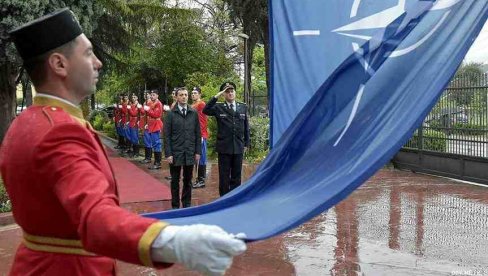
[250,94,268,117]
[404,73,488,158]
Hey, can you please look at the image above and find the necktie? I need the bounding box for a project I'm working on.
[230,104,234,112]
[182,108,186,116]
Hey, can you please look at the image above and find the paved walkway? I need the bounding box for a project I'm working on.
[1,137,488,275]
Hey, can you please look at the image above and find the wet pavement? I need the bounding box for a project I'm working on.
[1,137,488,275]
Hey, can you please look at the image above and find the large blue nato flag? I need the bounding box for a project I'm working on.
[145,0,488,241]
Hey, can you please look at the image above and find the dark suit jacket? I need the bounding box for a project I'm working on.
[164,105,201,166]
[203,97,250,154]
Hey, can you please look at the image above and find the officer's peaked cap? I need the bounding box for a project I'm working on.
[219,81,236,92]
[9,8,83,61]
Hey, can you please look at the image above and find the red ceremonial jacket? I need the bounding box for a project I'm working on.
[192,100,209,139]
[114,103,121,125]
[120,101,129,125]
[139,99,152,130]
[147,99,163,133]
[0,95,170,275]
[128,103,140,128]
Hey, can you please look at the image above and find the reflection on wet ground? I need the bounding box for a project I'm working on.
[120,154,488,275]
[285,169,488,276]
[2,137,488,275]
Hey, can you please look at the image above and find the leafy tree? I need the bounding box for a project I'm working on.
[224,0,269,93]
[0,1,102,143]
[450,62,486,106]
[96,1,238,107]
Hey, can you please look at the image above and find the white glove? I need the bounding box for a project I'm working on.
[118,105,123,108]
[137,104,142,109]
[163,105,170,111]
[144,105,150,111]
[151,224,247,276]
[127,105,131,110]
[113,103,117,108]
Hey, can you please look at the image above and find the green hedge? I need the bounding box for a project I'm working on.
[88,110,108,123]
[246,117,270,162]
[207,117,218,159]
[89,113,117,139]
[407,130,447,152]
[450,123,485,135]
[102,121,117,139]
[0,177,11,213]
[92,114,106,131]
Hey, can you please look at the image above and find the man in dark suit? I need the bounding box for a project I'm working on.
[164,87,201,208]
[203,82,250,196]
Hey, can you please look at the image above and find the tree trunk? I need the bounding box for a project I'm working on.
[90,94,96,110]
[0,63,18,144]
[25,82,32,107]
[21,75,32,108]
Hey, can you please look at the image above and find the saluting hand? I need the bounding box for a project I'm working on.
[215,85,231,98]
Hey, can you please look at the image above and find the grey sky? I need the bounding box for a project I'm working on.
[464,21,488,64]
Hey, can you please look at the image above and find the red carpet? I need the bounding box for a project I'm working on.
[109,157,171,203]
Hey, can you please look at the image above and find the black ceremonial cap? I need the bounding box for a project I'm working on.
[219,81,236,92]
[9,8,83,61]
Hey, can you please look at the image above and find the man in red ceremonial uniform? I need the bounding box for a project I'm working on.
[139,90,154,163]
[114,94,126,149]
[191,86,209,188]
[0,8,245,275]
[145,90,164,170]
[127,94,142,157]
[120,94,130,154]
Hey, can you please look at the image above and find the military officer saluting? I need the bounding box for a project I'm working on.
[203,81,250,196]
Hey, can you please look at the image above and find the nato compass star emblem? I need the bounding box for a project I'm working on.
[331,0,461,146]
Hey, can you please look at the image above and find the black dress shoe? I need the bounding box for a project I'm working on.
[148,163,161,170]
[164,176,172,180]
[192,181,205,189]
[140,159,151,164]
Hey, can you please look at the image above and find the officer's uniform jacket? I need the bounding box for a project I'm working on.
[0,95,170,275]
[203,97,250,154]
